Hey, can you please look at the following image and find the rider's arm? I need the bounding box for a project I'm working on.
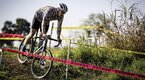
[41,15,49,36]
[57,16,64,39]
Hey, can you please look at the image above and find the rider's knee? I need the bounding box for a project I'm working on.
[28,28,37,37]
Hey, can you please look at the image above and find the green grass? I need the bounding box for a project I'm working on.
[57,45,145,80]
[0,45,145,80]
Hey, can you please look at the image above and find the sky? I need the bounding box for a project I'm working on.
[0,0,145,47]
[0,0,145,32]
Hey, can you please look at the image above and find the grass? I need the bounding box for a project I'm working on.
[0,52,35,80]
[0,45,145,80]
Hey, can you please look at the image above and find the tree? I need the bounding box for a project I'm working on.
[1,18,30,47]
[106,0,145,52]
[0,21,14,47]
[81,0,145,52]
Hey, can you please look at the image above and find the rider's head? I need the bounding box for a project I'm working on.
[58,3,68,14]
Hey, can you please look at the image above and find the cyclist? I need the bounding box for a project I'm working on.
[21,3,68,51]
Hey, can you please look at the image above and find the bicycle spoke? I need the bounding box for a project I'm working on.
[31,50,53,78]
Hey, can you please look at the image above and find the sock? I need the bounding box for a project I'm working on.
[21,44,26,51]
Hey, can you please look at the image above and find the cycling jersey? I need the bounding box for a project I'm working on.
[35,6,63,22]
[31,6,64,36]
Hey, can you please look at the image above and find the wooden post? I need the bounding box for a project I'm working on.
[66,39,71,80]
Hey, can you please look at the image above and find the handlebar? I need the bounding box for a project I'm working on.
[34,35,61,47]
[47,35,61,47]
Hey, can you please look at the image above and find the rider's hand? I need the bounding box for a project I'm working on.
[42,34,48,39]
[57,36,62,44]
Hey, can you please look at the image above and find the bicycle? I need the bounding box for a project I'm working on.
[17,23,61,78]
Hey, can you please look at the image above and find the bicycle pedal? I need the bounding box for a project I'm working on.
[28,56,33,59]
[40,65,45,69]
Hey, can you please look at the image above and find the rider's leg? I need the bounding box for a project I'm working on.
[38,24,49,47]
[21,16,40,51]
[23,28,37,45]
[21,28,37,51]
[38,32,43,47]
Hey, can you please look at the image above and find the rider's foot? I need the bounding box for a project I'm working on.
[40,60,46,69]
[21,45,26,52]
[28,56,33,59]
[20,45,27,57]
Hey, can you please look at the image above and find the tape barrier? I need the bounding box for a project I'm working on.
[0,33,24,38]
[54,26,96,30]
[97,47,145,56]
[61,34,145,56]
[56,26,115,37]
[57,26,116,36]
[0,38,23,40]
[0,33,145,57]
[2,48,145,79]
[0,33,24,40]
[111,48,145,55]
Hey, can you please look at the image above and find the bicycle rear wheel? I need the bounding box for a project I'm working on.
[31,50,53,79]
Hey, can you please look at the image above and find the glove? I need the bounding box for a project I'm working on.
[54,36,62,47]
[57,36,62,44]
[42,34,47,39]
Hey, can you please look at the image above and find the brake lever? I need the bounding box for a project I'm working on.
[46,35,61,47]
[54,40,62,47]
[54,43,60,47]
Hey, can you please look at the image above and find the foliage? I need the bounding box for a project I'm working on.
[82,0,145,52]
[1,18,30,47]
[106,0,145,52]
[56,42,145,80]
[1,43,145,80]
[56,34,145,79]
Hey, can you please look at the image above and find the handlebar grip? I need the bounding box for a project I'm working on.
[47,35,61,47]
[54,40,61,47]
[50,38,58,42]
[54,43,60,47]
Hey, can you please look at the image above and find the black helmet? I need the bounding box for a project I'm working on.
[59,3,68,14]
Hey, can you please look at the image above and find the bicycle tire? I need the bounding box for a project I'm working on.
[17,38,28,63]
[31,50,53,79]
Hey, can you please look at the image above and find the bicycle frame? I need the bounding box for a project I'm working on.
[32,37,48,54]
[31,23,59,54]
[18,22,61,78]
[30,23,60,78]
[32,36,59,54]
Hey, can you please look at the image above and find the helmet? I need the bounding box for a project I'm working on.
[59,3,68,14]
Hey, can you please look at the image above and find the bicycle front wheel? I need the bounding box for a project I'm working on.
[31,50,53,79]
